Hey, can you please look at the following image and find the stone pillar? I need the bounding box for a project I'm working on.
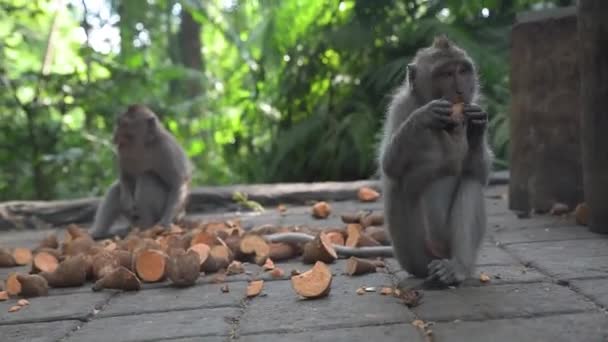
[509,6,583,214]
[577,0,608,233]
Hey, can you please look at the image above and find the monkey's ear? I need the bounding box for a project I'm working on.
[406,63,417,86]
[144,117,158,144]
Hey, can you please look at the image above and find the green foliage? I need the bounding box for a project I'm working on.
[0,0,575,200]
[232,191,265,213]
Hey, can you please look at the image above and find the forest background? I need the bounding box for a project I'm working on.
[0,0,575,201]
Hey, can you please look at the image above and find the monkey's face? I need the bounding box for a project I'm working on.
[431,61,475,104]
[112,112,155,149]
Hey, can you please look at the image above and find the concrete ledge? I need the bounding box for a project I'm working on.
[0,171,509,230]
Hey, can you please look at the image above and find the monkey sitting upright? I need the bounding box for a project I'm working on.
[89,104,192,240]
[378,36,493,286]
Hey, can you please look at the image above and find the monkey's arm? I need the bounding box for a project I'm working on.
[119,173,135,216]
[381,99,454,180]
[157,141,191,227]
[463,136,493,184]
[380,115,423,179]
[463,104,493,184]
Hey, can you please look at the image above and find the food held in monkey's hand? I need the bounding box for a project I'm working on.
[451,102,465,124]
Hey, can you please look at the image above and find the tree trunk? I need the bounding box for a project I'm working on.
[178,9,203,97]
[577,0,608,233]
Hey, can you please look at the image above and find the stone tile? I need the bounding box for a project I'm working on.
[44,279,185,297]
[488,214,573,233]
[199,262,262,285]
[67,307,238,342]
[485,197,510,217]
[0,229,58,248]
[98,282,247,317]
[380,241,518,273]
[0,320,80,342]
[239,324,423,342]
[570,278,608,307]
[0,292,111,325]
[239,273,414,335]
[465,265,546,285]
[162,337,228,342]
[476,241,519,265]
[275,213,349,230]
[505,239,608,279]
[493,224,602,245]
[199,272,254,284]
[484,184,508,199]
[246,258,391,283]
[393,265,546,290]
[0,267,31,285]
[411,282,594,322]
[431,313,608,342]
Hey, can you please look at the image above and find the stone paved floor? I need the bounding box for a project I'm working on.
[1,183,608,341]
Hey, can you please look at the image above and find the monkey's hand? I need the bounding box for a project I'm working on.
[463,104,488,144]
[414,99,456,130]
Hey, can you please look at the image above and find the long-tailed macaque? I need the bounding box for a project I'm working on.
[89,105,192,239]
[378,36,493,286]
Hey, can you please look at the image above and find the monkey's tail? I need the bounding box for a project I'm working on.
[264,232,394,258]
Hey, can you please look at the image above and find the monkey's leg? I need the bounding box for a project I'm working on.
[133,172,167,230]
[90,181,124,240]
[385,178,438,280]
[427,179,486,285]
[392,177,458,282]
[157,181,188,227]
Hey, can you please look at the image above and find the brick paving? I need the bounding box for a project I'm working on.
[1,179,608,341]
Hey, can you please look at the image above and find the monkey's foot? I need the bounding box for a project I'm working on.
[427,259,466,286]
[89,228,111,241]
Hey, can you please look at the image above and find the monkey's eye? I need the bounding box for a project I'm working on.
[458,64,472,74]
[440,71,453,78]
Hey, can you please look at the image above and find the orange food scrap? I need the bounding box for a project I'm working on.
[133,249,168,282]
[246,280,264,298]
[13,248,32,265]
[575,202,589,226]
[270,267,285,279]
[311,201,331,219]
[357,187,380,202]
[226,260,245,275]
[301,232,338,264]
[291,261,332,299]
[263,258,275,271]
[380,287,394,296]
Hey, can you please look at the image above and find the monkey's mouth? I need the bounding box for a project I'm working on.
[113,137,130,149]
[113,132,134,148]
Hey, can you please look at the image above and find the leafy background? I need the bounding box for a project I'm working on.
[0,0,575,201]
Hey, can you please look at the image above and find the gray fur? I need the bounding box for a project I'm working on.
[89,105,192,240]
[377,37,493,286]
